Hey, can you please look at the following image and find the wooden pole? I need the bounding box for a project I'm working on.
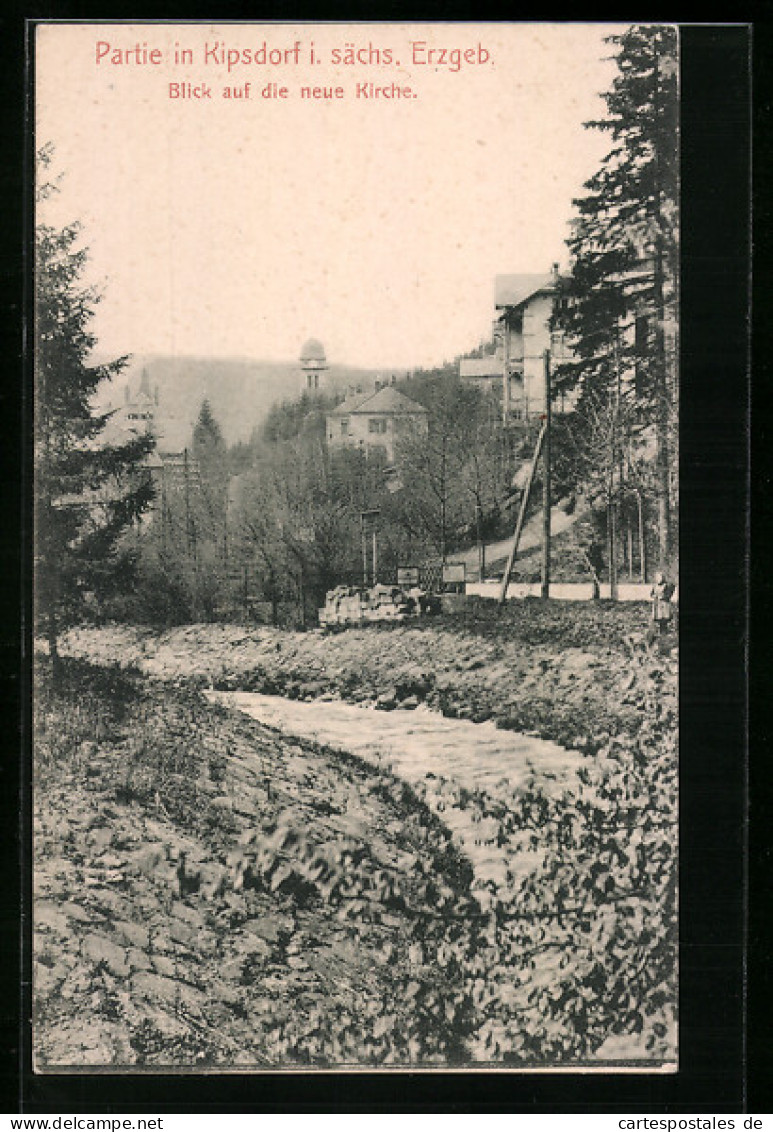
[476,499,484,582]
[638,489,647,583]
[161,466,167,554]
[608,496,618,601]
[541,349,551,600]
[502,318,511,425]
[498,421,547,605]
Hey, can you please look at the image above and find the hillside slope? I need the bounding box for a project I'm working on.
[96,355,391,448]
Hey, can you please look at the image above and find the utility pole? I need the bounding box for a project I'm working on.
[498,421,547,606]
[652,43,670,569]
[476,497,485,582]
[609,329,622,602]
[541,349,551,599]
[360,509,380,586]
[361,518,368,586]
[160,465,168,554]
[636,487,647,582]
[502,319,511,425]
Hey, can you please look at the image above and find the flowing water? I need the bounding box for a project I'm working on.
[210,692,583,894]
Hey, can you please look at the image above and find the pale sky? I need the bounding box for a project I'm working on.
[36,22,623,370]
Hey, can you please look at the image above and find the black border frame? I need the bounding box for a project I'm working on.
[2,14,754,1114]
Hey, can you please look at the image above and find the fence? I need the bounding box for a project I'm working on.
[467,581,653,603]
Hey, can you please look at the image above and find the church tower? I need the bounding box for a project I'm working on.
[300,338,328,393]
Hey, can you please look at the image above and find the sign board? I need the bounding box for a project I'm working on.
[397,567,420,587]
[442,562,467,585]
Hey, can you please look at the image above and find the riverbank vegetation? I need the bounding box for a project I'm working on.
[35,607,677,1067]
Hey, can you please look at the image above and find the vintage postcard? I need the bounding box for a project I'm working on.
[32,21,679,1072]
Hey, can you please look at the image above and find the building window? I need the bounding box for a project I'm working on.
[368,418,387,434]
[340,418,349,436]
[550,330,565,355]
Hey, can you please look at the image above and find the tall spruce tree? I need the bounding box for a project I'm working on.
[35,146,155,672]
[558,24,678,569]
[192,398,228,524]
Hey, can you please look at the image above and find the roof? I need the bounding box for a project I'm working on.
[329,388,373,414]
[495,272,556,310]
[331,385,428,417]
[459,356,504,379]
[300,338,326,362]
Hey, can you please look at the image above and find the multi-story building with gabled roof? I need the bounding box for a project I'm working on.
[326,379,428,464]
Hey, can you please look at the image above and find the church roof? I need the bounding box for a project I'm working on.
[300,338,326,362]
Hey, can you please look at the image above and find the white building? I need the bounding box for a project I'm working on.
[326,381,428,464]
[493,267,576,422]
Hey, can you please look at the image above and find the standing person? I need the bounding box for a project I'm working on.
[650,572,675,635]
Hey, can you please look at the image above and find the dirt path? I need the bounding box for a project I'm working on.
[454,503,578,570]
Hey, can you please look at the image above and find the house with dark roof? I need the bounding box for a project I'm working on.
[326,380,428,463]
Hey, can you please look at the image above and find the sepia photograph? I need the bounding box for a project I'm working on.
[32,21,679,1072]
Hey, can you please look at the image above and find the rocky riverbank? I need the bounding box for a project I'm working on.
[35,604,678,1068]
[61,599,676,750]
[34,661,481,1068]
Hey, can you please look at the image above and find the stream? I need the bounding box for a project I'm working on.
[209,692,583,895]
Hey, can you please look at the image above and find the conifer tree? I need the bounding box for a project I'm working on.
[34,146,155,672]
[558,24,678,569]
[192,398,228,521]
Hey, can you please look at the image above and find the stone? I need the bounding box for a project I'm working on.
[241,916,288,944]
[112,920,150,950]
[81,933,130,978]
[149,953,176,978]
[132,971,181,1006]
[168,919,201,949]
[170,900,206,928]
[135,1003,189,1041]
[126,947,153,973]
[87,889,132,919]
[34,902,70,936]
[98,853,126,870]
[175,980,208,1012]
[87,826,113,852]
[34,962,65,997]
[61,901,93,924]
[210,795,233,812]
